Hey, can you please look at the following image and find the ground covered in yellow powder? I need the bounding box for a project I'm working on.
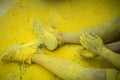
[0,0,120,80]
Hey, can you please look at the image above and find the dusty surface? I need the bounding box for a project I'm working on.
[0,0,120,80]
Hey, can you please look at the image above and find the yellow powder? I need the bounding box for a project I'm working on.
[0,0,120,80]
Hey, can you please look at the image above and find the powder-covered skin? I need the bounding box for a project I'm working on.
[0,0,120,80]
[80,33,120,69]
[33,20,60,50]
[1,40,42,64]
[32,54,107,80]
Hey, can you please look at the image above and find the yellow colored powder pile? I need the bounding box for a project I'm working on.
[0,0,120,80]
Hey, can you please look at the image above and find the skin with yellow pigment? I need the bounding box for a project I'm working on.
[31,17,120,80]
[0,39,107,80]
[33,20,63,50]
[31,31,120,80]
[1,37,119,80]
[32,54,107,80]
[1,17,120,80]
[61,17,120,44]
[34,17,120,58]
[80,33,120,69]
[1,40,42,64]
[33,17,120,51]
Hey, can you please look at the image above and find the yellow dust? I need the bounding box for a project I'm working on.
[0,0,120,80]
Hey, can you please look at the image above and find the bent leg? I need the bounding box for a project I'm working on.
[33,17,120,50]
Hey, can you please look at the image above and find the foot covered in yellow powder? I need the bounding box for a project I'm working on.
[33,20,64,50]
[1,40,44,64]
[80,33,104,57]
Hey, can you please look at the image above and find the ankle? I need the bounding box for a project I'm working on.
[60,33,66,43]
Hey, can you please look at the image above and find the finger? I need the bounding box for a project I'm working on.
[80,34,92,47]
[80,33,90,43]
[80,34,85,43]
[80,40,89,49]
[80,33,94,44]
[85,33,96,40]
[83,33,90,40]
[91,33,101,39]
[82,33,93,44]
[80,34,88,44]
[91,33,104,43]
[94,35,103,41]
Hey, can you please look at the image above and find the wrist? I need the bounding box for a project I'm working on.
[96,46,107,55]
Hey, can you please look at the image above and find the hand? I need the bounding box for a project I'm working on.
[80,33,104,55]
[78,46,98,59]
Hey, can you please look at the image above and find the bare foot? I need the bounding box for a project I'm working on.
[1,40,43,64]
[33,20,64,50]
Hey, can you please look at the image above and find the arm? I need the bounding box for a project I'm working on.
[99,47,120,69]
[80,33,120,69]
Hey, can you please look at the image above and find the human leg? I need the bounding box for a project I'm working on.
[32,53,107,80]
[1,47,107,80]
[61,17,120,44]
[1,40,42,64]
[1,41,119,80]
[33,17,120,50]
[33,20,63,50]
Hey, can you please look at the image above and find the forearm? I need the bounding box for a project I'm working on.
[62,17,120,44]
[98,47,120,69]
